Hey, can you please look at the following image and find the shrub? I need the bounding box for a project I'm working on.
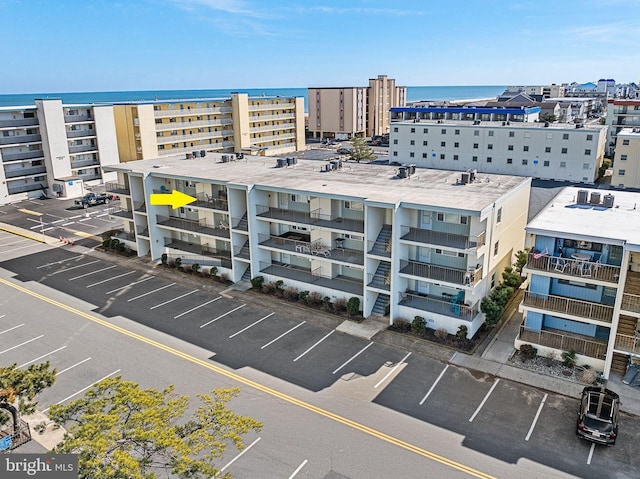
[481,296,503,328]
[116,243,126,253]
[333,297,347,313]
[161,253,168,265]
[412,316,426,336]
[305,291,323,307]
[298,290,309,302]
[514,248,529,275]
[102,239,111,248]
[580,368,598,385]
[191,263,200,274]
[501,266,522,289]
[283,287,299,301]
[274,280,285,292]
[392,318,411,332]
[174,258,182,270]
[250,275,264,290]
[434,328,449,340]
[210,266,218,278]
[519,344,538,361]
[490,284,513,308]
[167,260,175,269]
[346,297,360,317]
[455,325,469,342]
[544,351,557,367]
[322,296,332,312]
[219,273,228,283]
[109,238,120,249]
[262,281,277,294]
[561,350,577,368]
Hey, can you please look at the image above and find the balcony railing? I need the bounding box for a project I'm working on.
[64,115,93,123]
[153,106,233,117]
[0,118,39,128]
[399,259,482,286]
[191,192,229,211]
[155,118,234,131]
[108,207,134,220]
[400,225,485,250]
[518,324,607,359]
[249,113,296,122]
[525,252,620,283]
[66,129,96,139]
[248,102,296,112]
[2,150,45,162]
[68,144,97,154]
[614,333,640,355]
[164,238,231,260]
[115,231,136,242]
[71,158,100,169]
[156,130,234,144]
[156,215,230,239]
[7,182,47,194]
[4,166,47,178]
[0,134,41,145]
[522,290,614,323]
[258,234,364,265]
[621,293,640,314]
[399,291,479,321]
[259,261,363,295]
[105,182,131,196]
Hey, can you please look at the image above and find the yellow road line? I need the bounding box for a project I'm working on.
[0,226,46,243]
[0,277,495,479]
[17,208,43,216]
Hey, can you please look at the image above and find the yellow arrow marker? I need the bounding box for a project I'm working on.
[149,190,196,209]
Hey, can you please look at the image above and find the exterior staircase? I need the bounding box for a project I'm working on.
[368,260,391,290]
[235,212,249,231]
[372,293,390,316]
[241,265,252,281]
[369,224,392,256]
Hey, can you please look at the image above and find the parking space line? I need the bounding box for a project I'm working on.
[229,312,274,338]
[37,255,85,269]
[0,243,41,255]
[288,459,308,479]
[174,297,222,319]
[419,365,449,405]
[525,393,547,441]
[0,335,44,355]
[374,352,411,389]
[41,227,54,232]
[56,357,92,376]
[68,215,82,220]
[19,346,68,368]
[200,304,246,328]
[86,270,136,288]
[150,290,198,310]
[127,283,176,302]
[105,276,153,294]
[0,237,30,245]
[49,260,101,275]
[587,443,595,464]
[294,330,335,362]
[261,322,306,349]
[0,314,5,319]
[69,265,117,281]
[62,222,75,226]
[469,379,500,422]
[219,437,261,474]
[42,369,121,413]
[332,342,373,375]
[51,219,67,224]
[0,323,24,335]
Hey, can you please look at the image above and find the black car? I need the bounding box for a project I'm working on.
[576,386,620,445]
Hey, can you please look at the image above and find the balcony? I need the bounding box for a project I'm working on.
[157,143,233,156]
[105,182,131,196]
[248,102,296,112]
[64,115,93,123]
[155,118,234,131]
[255,205,365,233]
[518,324,607,359]
[259,262,363,295]
[258,234,364,266]
[191,192,229,211]
[0,134,41,146]
[399,291,480,321]
[521,290,613,324]
[622,293,640,315]
[153,106,233,118]
[0,118,39,128]
[249,113,296,122]
[614,333,640,355]
[251,132,296,143]
[399,259,482,286]
[66,129,96,139]
[108,207,134,220]
[7,182,47,195]
[4,166,47,179]
[115,231,137,242]
[400,226,485,250]
[164,238,231,261]
[249,123,296,133]
[156,215,230,239]
[156,130,234,144]
[71,158,100,169]
[68,144,97,154]
[2,150,45,162]
[525,252,620,283]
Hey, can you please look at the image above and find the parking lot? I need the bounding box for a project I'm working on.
[1,239,639,478]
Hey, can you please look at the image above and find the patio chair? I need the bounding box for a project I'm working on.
[581,261,593,278]
[554,257,568,273]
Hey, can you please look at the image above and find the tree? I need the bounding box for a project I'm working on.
[514,248,529,275]
[49,377,262,479]
[480,296,503,328]
[349,137,377,163]
[501,266,523,289]
[540,112,557,123]
[0,362,56,425]
[412,316,426,336]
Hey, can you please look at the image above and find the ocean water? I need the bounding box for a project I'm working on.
[0,85,506,109]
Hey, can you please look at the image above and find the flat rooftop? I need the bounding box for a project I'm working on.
[106,154,530,214]
[391,119,606,131]
[527,187,640,249]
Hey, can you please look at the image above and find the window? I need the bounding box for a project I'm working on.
[560,161,566,168]
[454,142,459,148]
[488,144,493,150]
[496,207,502,223]
[493,241,499,256]
[619,169,626,176]
[509,131,515,137]
[472,156,478,162]
[491,273,496,288]
[488,131,494,137]
[585,149,591,155]
[587,134,593,141]
[423,140,428,146]
[393,127,398,132]
[621,154,628,161]
[410,140,415,145]
[454,129,460,135]
[437,212,467,224]
[563,133,569,140]
[545,147,551,153]
[546,132,553,139]
[473,143,479,149]
[522,159,528,165]
[435,248,462,257]
[622,139,630,146]
[393,139,398,144]
[507,158,513,164]
[508,145,514,151]
[474,130,479,136]
[486,157,492,163]
[422,153,428,158]
[410,127,415,133]
[453,154,459,160]
[523,145,529,152]
[440,153,445,159]
[441,141,446,147]
[423,128,429,134]
[441,129,447,134]
[543,160,550,167]
[393,151,398,156]
[344,201,363,210]
[561,147,568,154]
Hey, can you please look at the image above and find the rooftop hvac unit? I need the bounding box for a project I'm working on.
[222,155,231,163]
[544,122,550,127]
[589,192,601,205]
[200,150,206,157]
[469,169,477,182]
[397,166,408,179]
[603,194,615,208]
[577,189,589,204]
[408,164,416,175]
[461,172,470,185]
[193,151,198,158]
[276,158,287,168]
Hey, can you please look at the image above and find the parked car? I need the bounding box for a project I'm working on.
[74,192,116,209]
[576,386,620,445]
[337,147,352,155]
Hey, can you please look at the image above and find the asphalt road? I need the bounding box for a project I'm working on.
[1,236,638,478]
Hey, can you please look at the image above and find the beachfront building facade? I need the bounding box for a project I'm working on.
[0,99,119,204]
[388,109,607,183]
[308,74,406,140]
[611,128,640,189]
[113,93,305,162]
[518,187,640,379]
[103,155,530,338]
[605,99,640,157]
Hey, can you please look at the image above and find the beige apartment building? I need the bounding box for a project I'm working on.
[611,128,640,189]
[113,93,305,162]
[308,74,406,140]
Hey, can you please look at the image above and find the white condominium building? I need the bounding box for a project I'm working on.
[389,108,607,183]
[104,156,530,338]
[0,99,119,204]
[605,99,640,157]
[611,128,640,189]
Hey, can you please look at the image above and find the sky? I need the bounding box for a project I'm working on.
[1,0,639,93]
